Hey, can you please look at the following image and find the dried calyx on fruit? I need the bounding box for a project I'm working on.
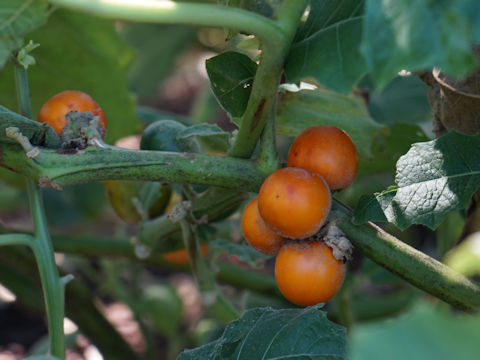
[310,220,353,263]
[38,90,107,149]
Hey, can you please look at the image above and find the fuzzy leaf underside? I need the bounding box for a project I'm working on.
[353,132,480,230]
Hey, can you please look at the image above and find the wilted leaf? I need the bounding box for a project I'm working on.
[179,306,347,360]
[353,132,480,230]
[276,87,383,158]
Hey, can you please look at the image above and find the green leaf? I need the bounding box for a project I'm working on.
[0,105,60,147]
[178,306,347,360]
[120,23,196,100]
[24,356,60,360]
[0,9,139,144]
[276,87,383,158]
[285,0,366,93]
[353,132,480,230]
[210,240,270,268]
[177,123,230,141]
[358,123,429,176]
[0,0,49,67]
[350,301,480,360]
[367,75,432,126]
[206,51,257,118]
[177,123,231,151]
[361,0,480,88]
[139,284,183,337]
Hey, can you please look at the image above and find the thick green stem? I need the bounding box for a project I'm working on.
[15,62,66,359]
[256,96,280,173]
[229,0,308,158]
[48,0,284,45]
[0,143,265,191]
[332,200,480,311]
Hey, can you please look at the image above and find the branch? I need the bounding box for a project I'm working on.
[0,143,266,191]
[48,0,284,46]
[332,200,480,311]
[229,0,308,158]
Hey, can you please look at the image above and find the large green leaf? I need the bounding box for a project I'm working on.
[350,301,480,360]
[276,87,383,158]
[179,306,346,360]
[0,0,49,67]
[0,9,139,143]
[361,0,480,88]
[206,51,257,118]
[353,132,480,230]
[120,23,196,100]
[285,0,366,93]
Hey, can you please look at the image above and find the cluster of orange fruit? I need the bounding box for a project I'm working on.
[241,125,358,306]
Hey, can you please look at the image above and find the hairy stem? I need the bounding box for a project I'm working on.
[332,200,480,311]
[0,144,265,191]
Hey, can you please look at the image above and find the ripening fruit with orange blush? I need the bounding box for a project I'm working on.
[275,241,345,306]
[287,126,358,190]
[258,168,331,239]
[241,197,286,255]
[38,90,107,137]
